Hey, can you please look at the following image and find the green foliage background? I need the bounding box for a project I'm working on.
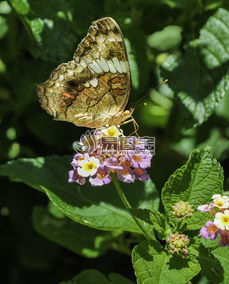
[0,0,229,283]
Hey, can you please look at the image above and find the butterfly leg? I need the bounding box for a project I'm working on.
[121,116,139,137]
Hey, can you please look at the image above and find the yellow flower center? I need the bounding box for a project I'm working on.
[215,200,224,207]
[132,155,142,162]
[83,162,97,172]
[221,215,229,224]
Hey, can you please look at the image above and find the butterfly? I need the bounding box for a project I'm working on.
[37,17,133,128]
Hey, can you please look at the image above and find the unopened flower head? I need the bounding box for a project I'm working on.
[212,194,229,209]
[68,126,153,187]
[172,201,194,220]
[214,210,229,231]
[167,233,190,258]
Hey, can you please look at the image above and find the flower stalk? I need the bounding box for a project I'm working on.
[112,175,153,240]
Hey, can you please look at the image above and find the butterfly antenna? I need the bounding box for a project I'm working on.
[132,79,168,108]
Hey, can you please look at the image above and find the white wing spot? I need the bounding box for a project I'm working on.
[107,59,116,73]
[84,82,90,88]
[120,61,127,73]
[112,57,123,73]
[67,70,74,76]
[59,75,64,81]
[79,60,87,68]
[89,78,98,87]
[96,58,109,72]
[89,61,103,73]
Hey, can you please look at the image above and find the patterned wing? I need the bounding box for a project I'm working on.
[37,17,132,128]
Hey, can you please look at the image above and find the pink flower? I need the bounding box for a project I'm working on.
[104,157,123,171]
[134,168,149,182]
[198,203,214,212]
[117,167,135,183]
[68,170,86,185]
[89,167,111,186]
[129,153,152,169]
[199,221,219,240]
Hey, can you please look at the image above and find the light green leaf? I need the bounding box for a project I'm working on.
[212,247,229,283]
[132,240,200,284]
[0,155,157,233]
[0,1,12,14]
[161,8,229,128]
[33,206,117,258]
[162,147,224,230]
[147,26,182,51]
[10,0,30,15]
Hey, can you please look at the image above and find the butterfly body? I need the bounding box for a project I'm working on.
[37,17,132,128]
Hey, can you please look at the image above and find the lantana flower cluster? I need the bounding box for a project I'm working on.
[167,233,190,258]
[172,201,194,220]
[198,194,229,246]
[68,126,152,187]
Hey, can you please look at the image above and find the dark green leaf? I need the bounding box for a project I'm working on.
[0,155,157,233]
[33,206,117,258]
[161,8,229,128]
[59,269,109,284]
[212,247,229,283]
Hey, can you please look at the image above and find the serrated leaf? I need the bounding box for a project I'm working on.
[32,206,116,258]
[132,240,200,284]
[0,155,157,233]
[161,8,229,128]
[162,147,224,230]
[150,209,169,240]
[212,247,229,284]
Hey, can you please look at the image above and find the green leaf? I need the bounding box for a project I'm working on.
[10,0,30,15]
[108,273,135,284]
[59,269,109,284]
[59,270,135,284]
[132,240,200,284]
[150,209,169,240]
[32,206,117,258]
[212,247,229,284]
[162,147,224,230]
[161,8,229,128]
[147,26,182,51]
[198,244,223,283]
[0,155,157,233]
[0,1,12,14]
[0,15,8,38]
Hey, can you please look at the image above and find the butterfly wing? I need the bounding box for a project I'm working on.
[37,17,131,128]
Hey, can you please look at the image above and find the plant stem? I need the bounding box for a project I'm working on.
[112,175,152,240]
